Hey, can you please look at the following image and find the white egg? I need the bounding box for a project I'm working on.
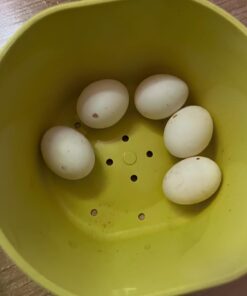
[163,157,222,205]
[134,74,189,120]
[77,79,129,129]
[41,126,95,180]
[164,105,213,158]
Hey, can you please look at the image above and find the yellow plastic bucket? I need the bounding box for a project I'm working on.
[0,0,247,295]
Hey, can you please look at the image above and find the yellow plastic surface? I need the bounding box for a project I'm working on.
[0,0,247,295]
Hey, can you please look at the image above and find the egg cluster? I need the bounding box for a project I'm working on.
[41,75,222,205]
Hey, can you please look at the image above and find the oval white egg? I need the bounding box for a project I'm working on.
[77,79,129,129]
[164,105,213,158]
[163,157,222,205]
[134,74,189,120]
[41,126,95,180]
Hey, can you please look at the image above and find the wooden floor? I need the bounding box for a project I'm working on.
[0,0,247,295]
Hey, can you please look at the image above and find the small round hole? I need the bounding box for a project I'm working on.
[146,151,153,158]
[74,122,81,129]
[196,157,200,160]
[138,213,145,221]
[122,135,129,142]
[131,175,138,182]
[106,159,113,166]
[91,209,98,216]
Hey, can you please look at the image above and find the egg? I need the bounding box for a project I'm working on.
[163,157,222,205]
[134,74,189,120]
[77,79,129,129]
[41,126,95,180]
[164,105,213,158]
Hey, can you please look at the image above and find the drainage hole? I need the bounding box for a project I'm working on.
[146,150,153,158]
[106,159,113,166]
[138,213,145,221]
[131,175,138,182]
[91,209,98,216]
[74,122,81,129]
[122,135,129,142]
